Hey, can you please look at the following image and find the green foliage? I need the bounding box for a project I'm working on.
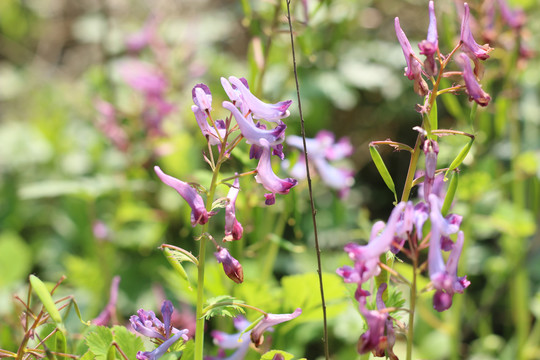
[281,273,347,322]
[111,326,145,360]
[85,326,114,360]
[369,146,398,204]
[83,326,145,360]
[203,295,246,320]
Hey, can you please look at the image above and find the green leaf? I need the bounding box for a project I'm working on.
[29,275,64,331]
[203,295,245,320]
[441,171,458,217]
[163,248,192,287]
[445,136,474,180]
[112,326,145,360]
[85,326,113,360]
[281,273,348,322]
[80,351,95,360]
[180,340,194,360]
[369,146,397,203]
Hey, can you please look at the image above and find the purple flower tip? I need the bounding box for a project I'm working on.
[154,166,210,226]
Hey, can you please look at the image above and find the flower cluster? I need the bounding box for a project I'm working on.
[395,1,492,107]
[94,20,174,151]
[286,130,355,198]
[207,309,302,360]
[130,300,190,360]
[155,76,297,282]
[337,190,470,355]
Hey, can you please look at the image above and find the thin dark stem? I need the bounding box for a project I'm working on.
[286,2,330,360]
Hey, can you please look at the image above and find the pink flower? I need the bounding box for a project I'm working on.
[154,166,210,226]
[460,3,493,61]
[255,139,297,204]
[224,177,243,242]
[214,247,244,284]
[458,53,491,107]
[250,308,302,346]
[395,17,428,96]
[225,76,292,122]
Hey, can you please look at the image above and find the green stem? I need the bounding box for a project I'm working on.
[407,256,418,360]
[194,149,226,360]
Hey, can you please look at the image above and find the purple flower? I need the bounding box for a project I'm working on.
[286,130,354,197]
[92,276,120,326]
[223,101,286,147]
[395,17,428,96]
[136,331,187,360]
[118,60,168,97]
[94,99,129,151]
[207,317,252,360]
[423,139,439,201]
[192,105,226,145]
[357,284,398,359]
[250,308,302,346]
[130,300,189,341]
[498,0,525,30]
[458,53,491,107]
[428,194,470,312]
[418,1,439,76]
[143,96,175,137]
[215,247,244,284]
[343,202,406,262]
[192,84,213,112]
[460,3,493,61]
[255,139,297,203]
[224,177,243,242]
[337,203,406,287]
[225,76,292,122]
[125,17,158,53]
[154,166,210,226]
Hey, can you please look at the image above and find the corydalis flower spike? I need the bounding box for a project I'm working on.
[154,166,210,226]
[224,177,243,242]
[250,308,302,346]
[460,3,493,61]
[458,53,491,107]
[214,247,244,284]
[418,1,439,76]
[227,76,292,122]
[395,17,428,96]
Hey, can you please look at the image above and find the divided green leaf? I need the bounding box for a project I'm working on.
[85,326,113,360]
[203,295,246,320]
[112,326,145,360]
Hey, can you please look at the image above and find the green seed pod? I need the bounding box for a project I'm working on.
[29,275,64,329]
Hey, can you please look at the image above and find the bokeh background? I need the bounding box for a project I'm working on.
[1,0,540,359]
